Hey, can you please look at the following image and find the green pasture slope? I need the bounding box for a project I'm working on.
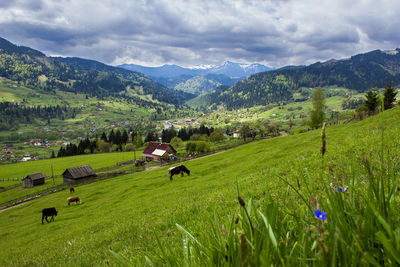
[0,151,137,180]
[1,108,400,265]
[0,151,139,204]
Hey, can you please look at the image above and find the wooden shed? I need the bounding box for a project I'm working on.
[22,172,45,188]
[62,165,96,184]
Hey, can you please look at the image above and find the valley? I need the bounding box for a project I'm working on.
[1,35,400,266]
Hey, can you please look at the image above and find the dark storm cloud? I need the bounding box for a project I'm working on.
[0,0,399,67]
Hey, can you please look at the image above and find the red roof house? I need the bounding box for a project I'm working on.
[142,142,176,161]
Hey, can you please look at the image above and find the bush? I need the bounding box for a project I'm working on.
[125,143,135,151]
[97,140,110,153]
[209,128,224,143]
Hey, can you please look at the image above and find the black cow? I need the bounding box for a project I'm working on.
[168,165,190,181]
[42,207,58,224]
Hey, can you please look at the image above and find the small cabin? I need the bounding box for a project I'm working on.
[62,165,96,184]
[22,172,45,188]
[142,142,176,161]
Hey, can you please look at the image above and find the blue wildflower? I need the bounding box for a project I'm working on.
[314,210,327,221]
[338,186,348,193]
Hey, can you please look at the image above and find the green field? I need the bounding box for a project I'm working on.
[0,107,399,265]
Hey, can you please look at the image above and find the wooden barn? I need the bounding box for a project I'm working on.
[142,142,176,161]
[62,165,96,184]
[22,172,45,188]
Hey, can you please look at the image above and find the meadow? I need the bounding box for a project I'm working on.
[0,107,399,266]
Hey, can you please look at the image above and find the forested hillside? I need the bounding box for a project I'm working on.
[0,37,194,104]
[196,49,400,109]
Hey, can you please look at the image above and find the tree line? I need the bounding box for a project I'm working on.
[0,102,77,131]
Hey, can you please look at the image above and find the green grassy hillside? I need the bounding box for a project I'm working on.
[1,107,400,265]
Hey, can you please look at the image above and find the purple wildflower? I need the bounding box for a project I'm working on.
[314,210,327,221]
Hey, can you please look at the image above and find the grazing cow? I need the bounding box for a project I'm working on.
[67,196,81,206]
[70,187,75,193]
[42,207,58,224]
[168,165,190,181]
[135,160,146,167]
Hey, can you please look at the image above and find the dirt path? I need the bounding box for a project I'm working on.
[0,201,29,213]
[144,149,228,171]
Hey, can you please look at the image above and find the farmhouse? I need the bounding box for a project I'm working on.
[62,165,96,184]
[142,142,176,161]
[22,172,45,188]
[233,129,241,138]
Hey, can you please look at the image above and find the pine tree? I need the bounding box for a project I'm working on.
[364,88,379,115]
[101,132,108,142]
[383,80,397,110]
[108,129,115,144]
[122,130,129,144]
[115,129,122,145]
[309,87,326,128]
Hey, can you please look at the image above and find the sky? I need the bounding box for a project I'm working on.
[0,0,399,68]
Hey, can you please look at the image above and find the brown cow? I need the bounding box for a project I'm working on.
[70,187,75,193]
[67,196,81,206]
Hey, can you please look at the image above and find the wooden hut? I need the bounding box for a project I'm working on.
[22,172,45,188]
[62,165,96,184]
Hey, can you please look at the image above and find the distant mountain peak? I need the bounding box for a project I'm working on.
[118,61,273,79]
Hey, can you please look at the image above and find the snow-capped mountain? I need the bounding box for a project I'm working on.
[117,61,272,78]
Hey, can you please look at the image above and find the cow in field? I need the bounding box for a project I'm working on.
[42,207,58,224]
[67,196,81,206]
[70,187,75,193]
[168,165,190,181]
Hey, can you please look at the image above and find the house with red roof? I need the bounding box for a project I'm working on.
[142,142,176,161]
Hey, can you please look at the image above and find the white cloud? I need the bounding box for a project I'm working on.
[0,0,399,67]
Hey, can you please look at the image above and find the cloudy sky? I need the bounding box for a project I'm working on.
[0,0,399,68]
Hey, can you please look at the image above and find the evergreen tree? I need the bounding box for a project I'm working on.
[122,130,129,144]
[383,80,397,110]
[364,88,379,115]
[145,132,157,142]
[309,87,326,128]
[100,132,108,142]
[115,129,122,145]
[108,129,115,144]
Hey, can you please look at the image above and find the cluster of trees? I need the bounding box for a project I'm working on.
[146,124,217,144]
[310,81,398,128]
[56,128,145,157]
[56,138,97,157]
[0,102,76,131]
[342,97,364,110]
[358,81,398,115]
[185,141,210,153]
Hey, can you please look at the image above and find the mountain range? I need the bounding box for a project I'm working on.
[118,62,272,95]
[118,61,272,78]
[189,49,400,109]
